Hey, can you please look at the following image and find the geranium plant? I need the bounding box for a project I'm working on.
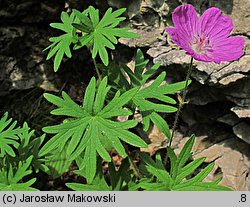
[0,4,244,191]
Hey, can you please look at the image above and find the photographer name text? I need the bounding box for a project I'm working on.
[2,193,116,204]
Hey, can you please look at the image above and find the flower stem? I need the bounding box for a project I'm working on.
[168,57,194,147]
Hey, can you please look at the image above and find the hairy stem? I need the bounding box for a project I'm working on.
[124,144,142,178]
[168,57,194,147]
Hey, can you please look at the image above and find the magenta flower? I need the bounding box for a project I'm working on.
[166,4,244,63]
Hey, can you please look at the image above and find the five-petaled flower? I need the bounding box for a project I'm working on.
[166,4,244,63]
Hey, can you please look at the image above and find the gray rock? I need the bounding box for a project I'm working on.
[223,79,250,106]
[151,42,250,87]
[0,0,63,23]
[147,45,172,58]
[154,49,190,66]
[177,131,250,190]
[119,27,165,47]
[209,55,250,85]
[183,0,250,35]
[219,73,246,86]
[0,26,59,95]
[106,0,178,27]
[231,106,250,119]
[233,122,250,144]
[217,113,240,126]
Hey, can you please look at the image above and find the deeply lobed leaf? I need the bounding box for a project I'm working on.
[105,49,190,139]
[44,12,77,71]
[138,135,231,191]
[72,6,139,66]
[42,77,147,183]
[0,156,38,191]
[0,113,23,157]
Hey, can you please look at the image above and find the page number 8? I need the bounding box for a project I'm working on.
[240,194,246,202]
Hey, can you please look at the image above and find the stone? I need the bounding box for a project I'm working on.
[183,0,250,35]
[147,46,172,58]
[217,113,240,126]
[225,0,250,34]
[154,49,190,65]
[106,0,178,27]
[209,55,250,85]
[176,134,250,190]
[219,73,246,86]
[231,106,250,119]
[187,84,225,105]
[224,80,250,106]
[0,26,59,94]
[0,0,63,23]
[119,27,165,48]
[233,122,250,144]
[140,125,167,155]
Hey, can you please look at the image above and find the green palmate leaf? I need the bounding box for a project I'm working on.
[41,76,147,183]
[122,49,154,88]
[105,49,190,139]
[105,49,158,92]
[0,112,23,158]
[108,158,133,190]
[67,158,136,191]
[66,158,111,191]
[45,146,72,179]
[0,156,38,191]
[66,181,110,191]
[171,135,196,181]
[138,135,232,191]
[17,123,48,173]
[172,182,231,191]
[131,69,191,138]
[72,6,139,66]
[44,11,78,72]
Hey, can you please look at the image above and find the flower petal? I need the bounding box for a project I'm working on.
[188,52,213,62]
[172,4,199,41]
[208,36,244,62]
[166,28,193,52]
[200,7,233,41]
[165,28,177,41]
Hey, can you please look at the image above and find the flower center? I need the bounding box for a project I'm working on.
[191,35,213,55]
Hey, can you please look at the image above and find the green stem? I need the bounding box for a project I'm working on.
[92,57,101,80]
[168,57,194,147]
[89,46,101,80]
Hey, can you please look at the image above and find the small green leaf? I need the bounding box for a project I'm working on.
[0,112,23,157]
[44,12,77,71]
[0,156,38,191]
[175,157,205,184]
[172,135,195,180]
[72,7,139,65]
[66,183,110,191]
[66,159,111,191]
[141,153,171,184]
